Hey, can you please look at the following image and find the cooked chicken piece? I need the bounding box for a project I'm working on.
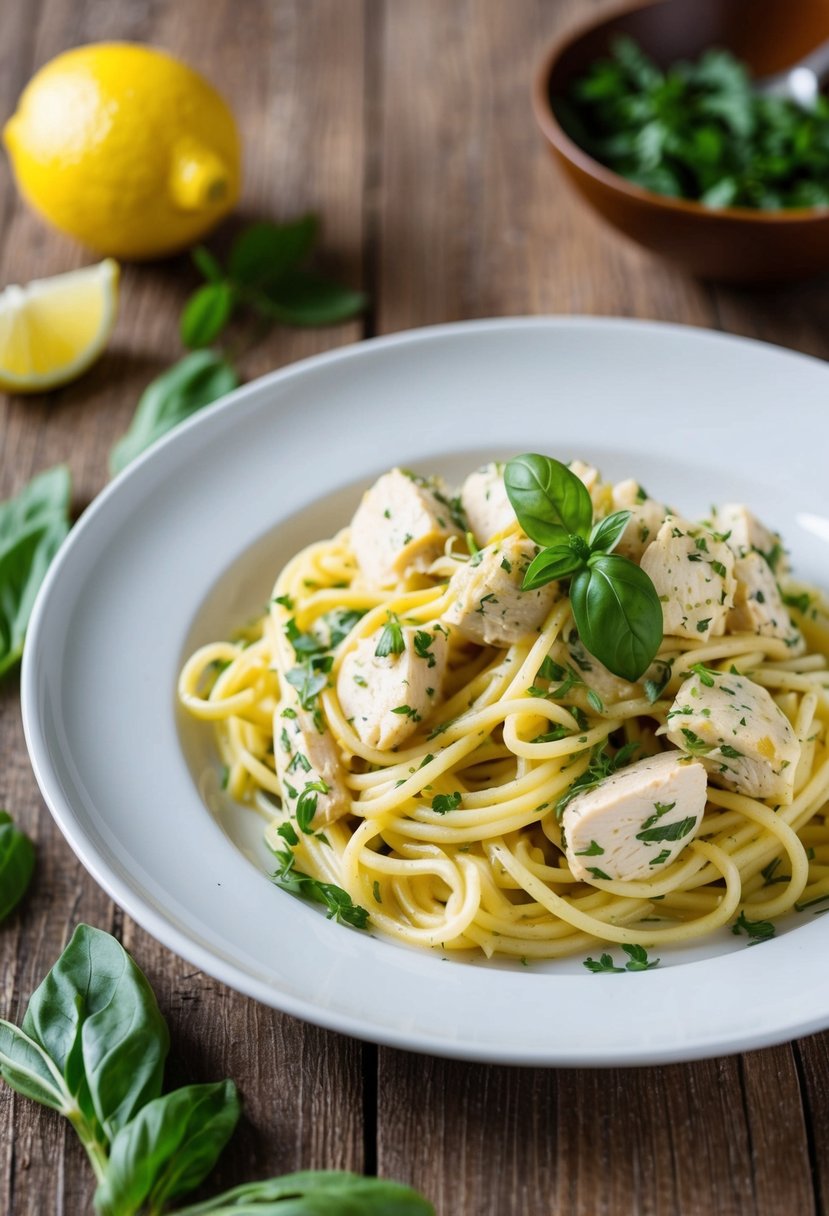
[727,550,802,648]
[640,517,736,641]
[715,502,786,571]
[562,750,707,883]
[548,632,639,707]
[610,478,668,564]
[665,670,800,803]
[350,468,461,587]
[337,622,448,750]
[442,535,559,647]
[274,702,350,827]
[460,461,516,546]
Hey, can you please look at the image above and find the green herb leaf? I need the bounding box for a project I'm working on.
[180,282,236,349]
[504,454,592,545]
[583,953,624,973]
[0,811,35,920]
[375,612,405,658]
[228,216,319,288]
[22,924,170,1143]
[191,246,225,284]
[588,509,630,556]
[0,466,71,679]
[0,1020,69,1112]
[95,1081,240,1216]
[173,1170,435,1215]
[521,545,583,591]
[635,815,697,844]
[570,555,662,681]
[110,352,239,474]
[621,944,660,971]
[270,848,369,929]
[731,910,775,945]
[295,781,329,834]
[431,791,462,814]
[255,269,367,328]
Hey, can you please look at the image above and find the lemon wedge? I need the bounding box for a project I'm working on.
[0,259,119,392]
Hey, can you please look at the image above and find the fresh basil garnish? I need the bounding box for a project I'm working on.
[505,454,662,680]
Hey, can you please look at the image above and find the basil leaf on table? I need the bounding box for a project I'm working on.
[504,454,592,545]
[110,351,239,474]
[0,1020,69,1112]
[0,464,70,545]
[0,810,35,919]
[228,216,319,288]
[174,1170,435,1215]
[0,464,71,679]
[181,282,236,349]
[570,554,662,682]
[22,924,170,1144]
[0,925,436,1213]
[255,268,367,328]
[95,1081,241,1216]
[191,246,226,284]
[0,519,69,679]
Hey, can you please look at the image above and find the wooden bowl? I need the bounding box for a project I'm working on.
[533,0,829,281]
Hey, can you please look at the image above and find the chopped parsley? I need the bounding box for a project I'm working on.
[583,944,660,973]
[431,791,463,814]
[270,845,369,929]
[413,629,437,667]
[731,910,775,945]
[375,611,405,658]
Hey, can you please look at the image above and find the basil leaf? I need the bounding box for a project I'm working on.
[110,352,239,474]
[174,1170,435,1214]
[589,509,630,556]
[0,811,35,920]
[181,282,236,349]
[0,465,70,547]
[255,269,367,327]
[229,216,319,288]
[95,1080,240,1216]
[22,924,170,1143]
[0,520,69,679]
[191,246,225,284]
[504,454,593,545]
[0,1020,68,1112]
[522,545,583,591]
[570,555,662,681]
[0,466,71,679]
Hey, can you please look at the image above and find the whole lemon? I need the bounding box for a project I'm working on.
[3,43,241,260]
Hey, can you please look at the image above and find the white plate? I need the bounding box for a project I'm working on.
[22,318,829,1066]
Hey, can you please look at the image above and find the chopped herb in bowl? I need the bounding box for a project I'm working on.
[558,37,829,210]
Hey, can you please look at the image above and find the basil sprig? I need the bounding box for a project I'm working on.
[182,215,367,349]
[504,454,662,681]
[0,925,433,1215]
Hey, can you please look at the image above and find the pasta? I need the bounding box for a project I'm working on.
[178,457,829,960]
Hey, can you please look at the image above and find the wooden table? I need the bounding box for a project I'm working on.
[2,2,829,1212]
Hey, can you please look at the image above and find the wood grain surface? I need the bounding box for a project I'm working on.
[1,2,827,1214]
